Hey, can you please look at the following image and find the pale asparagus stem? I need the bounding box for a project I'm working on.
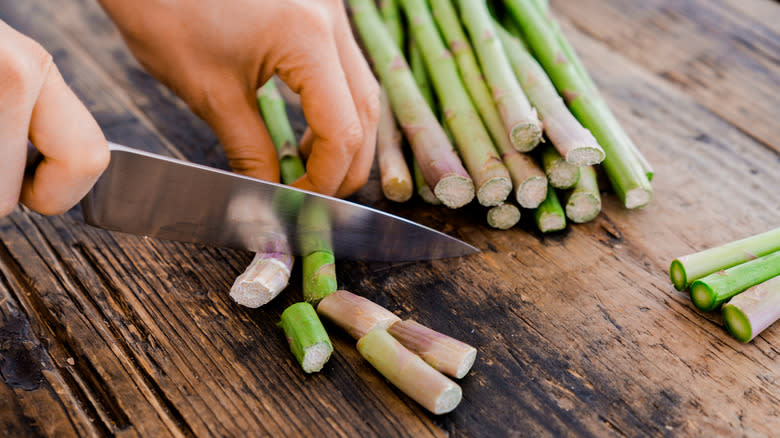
[357,329,462,415]
[279,302,333,373]
[412,158,441,204]
[317,290,401,340]
[350,0,474,208]
[723,276,780,343]
[456,0,542,151]
[388,320,477,379]
[378,0,403,49]
[670,227,780,291]
[690,251,780,312]
[230,252,294,308]
[377,87,413,202]
[494,23,604,166]
[487,202,521,230]
[429,0,547,208]
[400,0,512,207]
[540,143,579,189]
[534,184,566,233]
[565,166,601,223]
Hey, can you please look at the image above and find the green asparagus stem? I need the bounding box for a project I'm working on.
[690,251,780,312]
[279,302,333,373]
[722,276,780,343]
[503,0,653,208]
[540,143,579,189]
[408,37,435,108]
[400,0,512,207]
[378,0,404,49]
[670,227,780,290]
[486,202,521,230]
[302,250,337,305]
[256,80,306,184]
[357,329,462,415]
[388,319,477,379]
[351,0,475,208]
[377,87,413,202]
[534,184,566,233]
[317,290,401,340]
[455,0,542,151]
[564,165,601,223]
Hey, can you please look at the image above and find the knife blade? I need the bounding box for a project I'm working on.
[78,143,479,262]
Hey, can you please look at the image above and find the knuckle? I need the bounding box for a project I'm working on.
[0,41,51,97]
[80,140,111,178]
[361,80,382,125]
[338,119,365,153]
[298,5,332,35]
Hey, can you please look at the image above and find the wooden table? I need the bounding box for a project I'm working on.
[1,0,778,436]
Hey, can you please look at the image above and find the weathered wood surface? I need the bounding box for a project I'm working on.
[0,0,778,436]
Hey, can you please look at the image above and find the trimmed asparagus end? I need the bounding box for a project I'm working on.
[565,192,600,223]
[230,253,293,308]
[517,175,548,209]
[722,305,752,343]
[476,176,513,207]
[487,203,521,230]
[624,187,653,209]
[535,185,566,233]
[541,144,580,189]
[565,147,605,167]
[388,320,477,379]
[317,290,401,340]
[303,250,337,305]
[690,281,717,311]
[433,174,476,209]
[357,329,462,414]
[722,276,780,342]
[279,302,333,373]
[510,121,543,152]
[670,259,688,291]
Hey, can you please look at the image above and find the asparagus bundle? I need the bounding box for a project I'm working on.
[690,251,780,312]
[722,276,780,343]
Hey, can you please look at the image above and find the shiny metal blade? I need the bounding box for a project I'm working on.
[80,143,479,262]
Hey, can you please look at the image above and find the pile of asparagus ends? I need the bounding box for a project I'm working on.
[353,0,652,232]
[670,227,780,343]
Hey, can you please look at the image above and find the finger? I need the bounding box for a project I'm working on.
[298,127,314,160]
[21,62,110,215]
[0,66,35,216]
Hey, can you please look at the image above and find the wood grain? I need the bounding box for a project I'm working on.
[0,0,778,436]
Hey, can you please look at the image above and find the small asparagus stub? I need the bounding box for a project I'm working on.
[357,329,462,415]
[412,158,442,205]
[279,302,333,373]
[690,251,780,312]
[722,275,780,343]
[669,227,780,291]
[230,251,294,308]
[540,143,580,189]
[564,166,601,223]
[388,319,477,379]
[303,250,337,305]
[316,290,401,340]
[377,87,413,202]
[506,151,548,208]
[487,202,521,230]
[535,184,566,233]
[349,0,474,208]
[256,79,306,184]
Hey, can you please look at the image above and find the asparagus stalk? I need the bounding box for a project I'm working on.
[412,158,441,204]
[455,0,542,151]
[690,251,780,312]
[503,0,653,208]
[429,0,547,208]
[279,302,333,373]
[400,0,512,207]
[564,165,601,223]
[378,0,404,49]
[357,329,462,415]
[350,0,475,208]
[534,184,566,233]
[540,143,579,189]
[377,87,414,202]
[722,276,780,343]
[317,290,401,340]
[408,37,435,108]
[670,227,780,291]
[487,202,521,230]
[302,250,337,305]
[256,80,306,184]
[494,22,604,166]
[387,319,477,379]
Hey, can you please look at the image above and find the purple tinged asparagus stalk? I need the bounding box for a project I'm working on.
[388,319,477,379]
[722,276,780,343]
[316,290,401,340]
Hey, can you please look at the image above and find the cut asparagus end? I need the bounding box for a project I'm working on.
[722,305,752,343]
[721,276,780,342]
[316,290,401,340]
[537,211,566,233]
[412,158,442,205]
[383,177,414,203]
[279,302,333,373]
[476,176,513,207]
[230,253,293,308]
[388,319,478,379]
[303,250,337,305]
[510,121,543,152]
[433,174,476,209]
[487,203,521,230]
[669,259,688,291]
[565,147,605,167]
[516,175,548,208]
[690,281,717,311]
[624,187,653,209]
[565,192,600,223]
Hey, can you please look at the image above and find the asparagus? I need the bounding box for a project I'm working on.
[455,0,542,151]
[229,249,294,308]
[377,87,413,202]
[429,0,547,208]
[690,251,780,312]
[317,290,401,340]
[412,158,441,204]
[408,38,435,108]
[564,166,601,223]
[503,0,653,208]
[540,143,579,189]
[302,250,337,305]
[350,0,475,208]
[535,184,566,233]
[722,276,780,343]
[256,80,306,184]
[378,0,404,49]
[388,319,477,379]
[494,22,604,166]
[487,202,521,230]
[400,0,512,207]
[279,302,333,373]
[357,329,462,415]
[669,227,780,291]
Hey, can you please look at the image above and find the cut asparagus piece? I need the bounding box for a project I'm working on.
[722,276,780,343]
[377,87,413,202]
[564,166,601,223]
[534,184,566,233]
[487,202,521,230]
[357,329,462,414]
[540,143,579,189]
[670,227,780,291]
[230,251,294,308]
[256,80,306,184]
[302,250,337,305]
[400,0,512,207]
[279,302,333,373]
[412,158,442,205]
[350,0,474,208]
[455,0,542,151]
[690,251,780,312]
[317,290,401,340]
[388,319,477,379]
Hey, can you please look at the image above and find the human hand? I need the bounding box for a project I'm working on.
[98,0,380,197]
[0,20,109,217]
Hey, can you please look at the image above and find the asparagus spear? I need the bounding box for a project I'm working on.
[350,0,475,208]
[357,329,462,415]
[408,37,435,108]
[722,276,780,343]
[690,251,780,312]
[387,319,477,379]
[487,202,521,230]
[399,0,512,207]
[670,227,780,291]
[378,0,404,49]
[539,143,579,189]
[503,0,653,208]
[412,158,441,204]
[534,184,566,233]
[317,290,401,340]
[377,87,413,202]
[256,80,306,184]
[279,302,333,373]
[564,165,601,223]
